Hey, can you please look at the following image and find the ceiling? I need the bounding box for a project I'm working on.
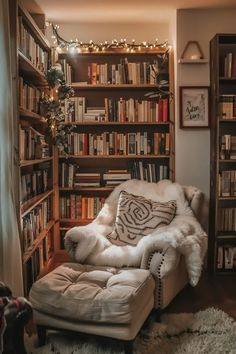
[23,0,236,23]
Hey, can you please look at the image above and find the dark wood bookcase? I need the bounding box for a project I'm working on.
[209,34,236,275]
[56,48,175,244]
[16,1,56,294]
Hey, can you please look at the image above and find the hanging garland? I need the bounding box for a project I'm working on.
[49,24,173,100]
[49,23,169,53]
[39,64,75,155]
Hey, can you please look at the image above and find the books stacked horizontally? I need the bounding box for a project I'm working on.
[103,170,131,186]
[83,107,106,122]
[74,172,101,188]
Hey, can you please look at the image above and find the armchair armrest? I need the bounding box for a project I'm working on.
[141,245,180,278]
[64,221,113,262]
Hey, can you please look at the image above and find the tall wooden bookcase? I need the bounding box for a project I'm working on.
[16,1,57,294]
[209,34,236,275]
[56,48,175,245]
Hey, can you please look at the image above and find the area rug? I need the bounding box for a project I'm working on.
[26,307,236,354]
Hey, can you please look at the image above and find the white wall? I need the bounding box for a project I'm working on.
[176,8,236,196]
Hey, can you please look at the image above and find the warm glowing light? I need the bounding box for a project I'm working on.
[49,23,169,53]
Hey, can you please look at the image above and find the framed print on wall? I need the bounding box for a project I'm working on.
[179,86,210,128]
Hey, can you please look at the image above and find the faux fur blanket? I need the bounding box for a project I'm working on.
[65,179,208,286]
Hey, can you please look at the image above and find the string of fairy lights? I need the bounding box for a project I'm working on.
[47,23,169,53]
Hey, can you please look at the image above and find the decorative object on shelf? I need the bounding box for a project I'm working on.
[179,86,209,129]
[181,41,204,60]
[40,64,75,154]
[50,23,168,52]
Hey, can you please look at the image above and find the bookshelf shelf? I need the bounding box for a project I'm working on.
[59,155,170,159]
[23,219,55,264]
[18,2,50,50]
[59,187,114,192]
[219,119,236,122]
[19,107,46,124]
[20,157,53,167]
[18,50,48,85]
[219,76,236,82]
[71,83,168,90]
[218,196,236,201]
[209,33,236,275]
[178,58,208,64]
[60,121,170,126]
[21,189,53,217]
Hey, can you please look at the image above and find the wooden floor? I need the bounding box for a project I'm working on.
[163,271,236,319]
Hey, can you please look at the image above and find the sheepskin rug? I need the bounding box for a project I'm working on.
[27,308,236,354]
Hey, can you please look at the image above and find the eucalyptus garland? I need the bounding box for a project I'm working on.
[40,64,75,154]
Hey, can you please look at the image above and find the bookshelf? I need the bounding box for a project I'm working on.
[17,1,55,294]
[56,47,175,244]
[209,34,236,275]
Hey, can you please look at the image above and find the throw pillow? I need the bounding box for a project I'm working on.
[107,190,176,246]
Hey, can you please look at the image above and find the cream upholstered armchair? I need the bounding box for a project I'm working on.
[29,179,208,353]
[64,179,208,309]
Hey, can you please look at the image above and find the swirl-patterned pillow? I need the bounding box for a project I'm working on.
[107,190,176,246]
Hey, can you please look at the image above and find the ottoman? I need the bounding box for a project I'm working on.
[29,263,155,353]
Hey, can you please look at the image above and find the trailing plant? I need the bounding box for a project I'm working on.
[39,63,75,154]
[145,50,173,101]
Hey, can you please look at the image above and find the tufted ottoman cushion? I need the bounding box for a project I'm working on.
[30,263,155,326]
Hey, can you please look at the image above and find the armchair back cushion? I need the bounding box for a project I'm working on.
[107,190,176,246]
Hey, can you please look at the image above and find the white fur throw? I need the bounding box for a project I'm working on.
[65,179,208,286]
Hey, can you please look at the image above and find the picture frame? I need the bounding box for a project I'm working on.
[179,86,210,128]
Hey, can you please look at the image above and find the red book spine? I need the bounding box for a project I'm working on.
[158,98,163,122]
[162,98,168,122]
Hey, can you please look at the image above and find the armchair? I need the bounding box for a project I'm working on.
[29,179,207,352]
[65,179,208,309]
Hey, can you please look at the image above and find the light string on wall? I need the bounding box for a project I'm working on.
[48,23,169,53]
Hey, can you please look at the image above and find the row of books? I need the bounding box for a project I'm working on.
[62,97,169,124]
[59,162,169,188]
[217,245,236,270]
[58,59,72,85]
[19,126,50,161]
[218,208,236,231]
[18,16,49,74]
[218,170,236,197]
[60,195,105,220]
[19,77,42,113]
[22,198,52,253]
[219,95,236,119]
[131,162,169,182]
[219,53,236,78]
[21,164,51,203]
[220,135,236,160]
[23,231,53,294]
[86,59,161,85]
[65,132,170,156]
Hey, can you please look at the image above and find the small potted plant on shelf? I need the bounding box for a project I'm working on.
[145,51,173,101]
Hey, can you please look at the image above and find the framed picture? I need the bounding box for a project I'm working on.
[180,86,210,128]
